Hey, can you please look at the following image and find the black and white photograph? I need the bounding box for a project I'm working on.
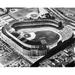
[1,0,75,75]
[0,7,75,67]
